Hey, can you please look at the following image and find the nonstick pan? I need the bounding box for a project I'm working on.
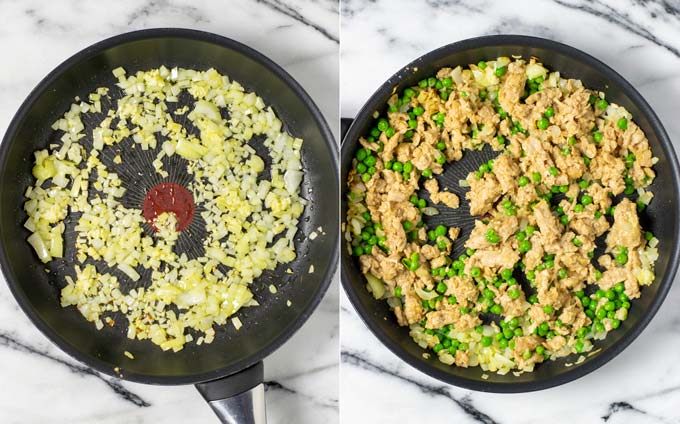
[341,35,680,392]
[0,28,338,422]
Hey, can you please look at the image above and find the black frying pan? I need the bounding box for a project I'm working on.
[0,28,338,422]
[341,35,680,392]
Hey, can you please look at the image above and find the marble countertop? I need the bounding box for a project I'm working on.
[0,1,338,423]
[340,0,680,423]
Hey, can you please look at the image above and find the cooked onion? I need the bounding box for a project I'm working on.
[25,66,305,352]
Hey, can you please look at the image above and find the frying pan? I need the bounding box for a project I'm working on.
[341,35,680,392]
[0,28,338,422]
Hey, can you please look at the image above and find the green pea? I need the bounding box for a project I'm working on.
[596,99,608,110]
[356,148,367,161]
[568,135,577,145]
[617,117,628,130]
[392,161,403,172]
[527,271,536,282]
[471,267,481,278]
[543,305,554,315]
[495,66,507,77]
[595,307,606,320]
[518,176,530,187]
[508,287,520,300]
[436,282,447,294]
[549,166,558,176]
[558,268,567,279]
[604,300,616,311]
[593,131,603,143]
[499,268,512,280]
[490,304,503,315]
[537,117,549,130]
[417,198,426,208]
[361,173,371,183]
[519,239,532,253]
[403,161,413,173]
[436,155,446,164]
[478,61,487,69]
[377,118,389,132]
[544,106,555,118]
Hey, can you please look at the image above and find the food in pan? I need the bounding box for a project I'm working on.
[345,56,659,374]
[24,67,305,351]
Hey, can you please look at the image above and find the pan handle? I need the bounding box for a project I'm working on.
[195,361,266,424]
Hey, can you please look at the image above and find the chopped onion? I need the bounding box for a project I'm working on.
[415,286,438,300]
[25,66,305,352]
[421,207,439,216]
[365,273,386,299]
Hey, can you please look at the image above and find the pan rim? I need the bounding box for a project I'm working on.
[0,27,338,386]
[340,34,680,393]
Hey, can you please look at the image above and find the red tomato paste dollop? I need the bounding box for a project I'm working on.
[142,182,194,231]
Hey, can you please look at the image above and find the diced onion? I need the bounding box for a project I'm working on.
[365,273,386,299]
[415,287,438,300]
[25,66,306,353]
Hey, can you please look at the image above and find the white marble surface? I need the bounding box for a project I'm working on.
[0,1,338,423]
[340,1,680,423]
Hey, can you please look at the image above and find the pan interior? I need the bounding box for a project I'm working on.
[0,32,338,383]
[341,39,679,390]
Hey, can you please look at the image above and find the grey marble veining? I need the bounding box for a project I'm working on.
[0,1,338,423]
[340,0,680,423]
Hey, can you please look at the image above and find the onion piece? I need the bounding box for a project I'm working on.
[415,287,438,300]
